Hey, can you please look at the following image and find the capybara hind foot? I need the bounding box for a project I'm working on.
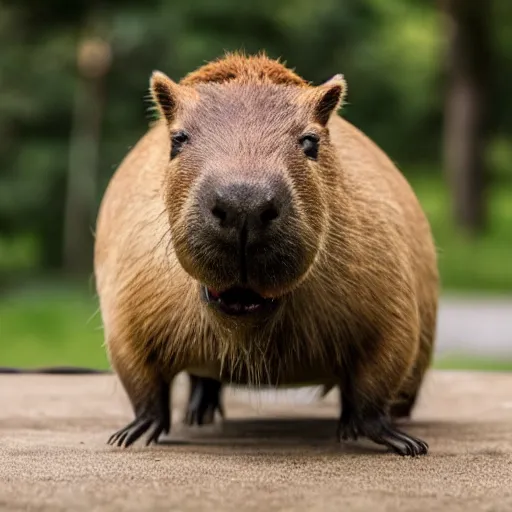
[390,392,418,420]
[108,384,170,448]
[337,405,428,457]
[184,375,224,426]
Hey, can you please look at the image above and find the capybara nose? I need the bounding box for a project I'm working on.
[210,183,282,234]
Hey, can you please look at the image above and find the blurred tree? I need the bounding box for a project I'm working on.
[0,0,511,285]
[64,32,112,275]
[441,0,491,235]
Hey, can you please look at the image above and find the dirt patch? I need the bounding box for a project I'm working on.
[1,371,511,511]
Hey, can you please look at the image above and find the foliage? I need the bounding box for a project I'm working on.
[411,174,512,292]
[0,0,511,291]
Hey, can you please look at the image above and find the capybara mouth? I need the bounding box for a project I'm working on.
[201,285,279,316]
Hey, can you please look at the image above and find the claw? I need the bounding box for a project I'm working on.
[146,421,166,446]
[115,429,130,447]
[338,410,429,457]
[108,418,137,446]
[124,418,153,448]
[376,423,428,456]
[108,415,168,448]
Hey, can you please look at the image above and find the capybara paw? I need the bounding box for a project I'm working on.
[184,377,224,426]
[108,413,170,448]
[339,409,428,456]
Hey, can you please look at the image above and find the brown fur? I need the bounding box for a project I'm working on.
[94,53,438,429]
[181,52,309,87]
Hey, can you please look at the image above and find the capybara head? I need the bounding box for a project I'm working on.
[150,54,346,319]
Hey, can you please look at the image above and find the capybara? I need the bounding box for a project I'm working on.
[94,52,438,456]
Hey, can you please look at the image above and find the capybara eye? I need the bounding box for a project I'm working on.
[299,133,320,160]
[170,130,189,159]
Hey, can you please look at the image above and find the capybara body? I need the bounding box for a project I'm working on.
[94,53,438,455]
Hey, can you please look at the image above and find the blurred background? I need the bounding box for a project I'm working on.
[0,0,510,370]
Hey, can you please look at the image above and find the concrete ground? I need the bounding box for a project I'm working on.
[436,296,512,356]
[1,371,512,512]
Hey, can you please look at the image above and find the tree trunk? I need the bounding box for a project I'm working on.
[442,0,490,235]
[63,35,111,275]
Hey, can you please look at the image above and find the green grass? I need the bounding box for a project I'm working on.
[409,174,512,293]
[0,282,109,369]
[433,355,512,372]
[1,282,511,371]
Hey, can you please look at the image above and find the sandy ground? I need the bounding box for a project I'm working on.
[1,371,512,512]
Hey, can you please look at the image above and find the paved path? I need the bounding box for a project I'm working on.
[1,371,512,511]
[436,296,512,356]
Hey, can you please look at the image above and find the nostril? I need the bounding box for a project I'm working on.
[211,205,227,223]
[260,205,279,225]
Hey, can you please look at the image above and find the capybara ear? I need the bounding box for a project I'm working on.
[150,71,180,124]
[313,74,347,126]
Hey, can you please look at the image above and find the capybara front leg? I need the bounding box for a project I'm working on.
[107,339,173,448]
[108,378,170,448]
[337,332,428,456]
